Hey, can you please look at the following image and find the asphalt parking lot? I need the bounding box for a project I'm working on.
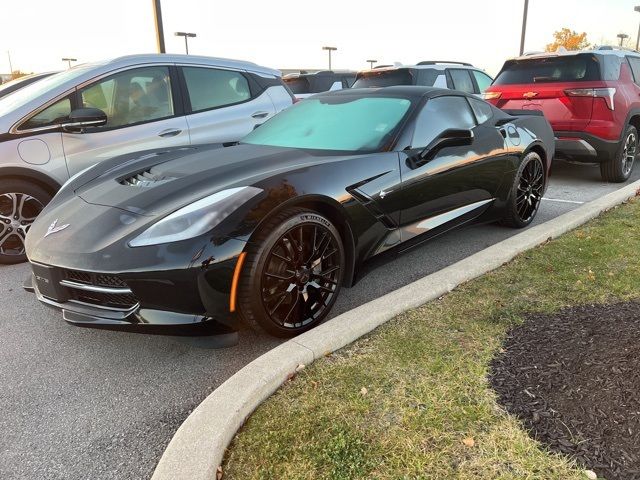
[1,160,638,480]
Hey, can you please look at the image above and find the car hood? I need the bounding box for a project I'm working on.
[73,143,351,218]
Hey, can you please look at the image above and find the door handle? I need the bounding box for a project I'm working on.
[251,111,269,119]
[158,128,182,138]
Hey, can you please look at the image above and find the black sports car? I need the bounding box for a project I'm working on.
[25,87,554,337]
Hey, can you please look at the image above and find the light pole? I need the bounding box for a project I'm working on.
[62,57,77,69]
[635,6,640,50]
[618,33,629,47]
[366,59,377,69]
[7,51,13,75]
[519,0,529,55]
[175,32,197,54]
[152,0,166,53]
[322,46,337,71]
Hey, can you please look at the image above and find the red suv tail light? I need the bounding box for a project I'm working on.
[564,87,616,110]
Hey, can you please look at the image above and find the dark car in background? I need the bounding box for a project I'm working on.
[353,61,493,97]
[25,87,553,338]
[283,70,356,99]
[0,72,57,99]
[484,47,640,182]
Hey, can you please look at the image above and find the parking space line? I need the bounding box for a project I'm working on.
[542,197,585,205]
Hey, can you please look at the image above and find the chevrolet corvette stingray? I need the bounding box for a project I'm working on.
[25,87,554,337]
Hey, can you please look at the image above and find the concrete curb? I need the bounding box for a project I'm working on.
[152,179,640,480]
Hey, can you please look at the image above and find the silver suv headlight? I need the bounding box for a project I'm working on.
[129,186,262,247]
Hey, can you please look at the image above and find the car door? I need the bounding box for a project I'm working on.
[398,95,510,244]
[61,65,190,176]
[180,66,276,145]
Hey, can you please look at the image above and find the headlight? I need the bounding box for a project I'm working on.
[129,186,262,247]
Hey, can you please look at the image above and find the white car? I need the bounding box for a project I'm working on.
[0,54,293,264]
[352,61,493,97]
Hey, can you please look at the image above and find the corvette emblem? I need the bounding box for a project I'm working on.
[523,91,538,99]
[45,219,70,238]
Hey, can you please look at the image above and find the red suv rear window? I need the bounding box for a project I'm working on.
[494,54,601,85]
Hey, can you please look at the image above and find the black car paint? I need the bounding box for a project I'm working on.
[25,87,554,332]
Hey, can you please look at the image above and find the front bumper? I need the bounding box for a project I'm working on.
[554,131,619,163]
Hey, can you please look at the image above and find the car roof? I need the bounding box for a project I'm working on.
[510,46,640,62]
[365,62,479,72]
[313,85,475,100]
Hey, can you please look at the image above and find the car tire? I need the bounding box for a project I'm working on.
[600,125,637,183]
[0,179,51,265]
[501,151,545,229]
[237,208,345,337]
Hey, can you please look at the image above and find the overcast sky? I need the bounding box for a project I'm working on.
[1,0,638,76]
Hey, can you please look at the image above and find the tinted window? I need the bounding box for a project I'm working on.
[284,77,311,94]
[341,74,356,88]
[468,97,493,124]
[627,57,640,85]
[449,69,475,93]
[602,55,623,81]
[472,70,493,92]
[21,97,71,130]
[352,69,414,88]
[416,68,441,86]
[494,55,601,84]
[412,96,476,148]
[183,67,251,112]
[308,75,337,93]
[243,96,413,152]
[79,66,174,128]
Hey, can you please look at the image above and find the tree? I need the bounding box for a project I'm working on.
[10,70,29,80]
[545,28,590,52]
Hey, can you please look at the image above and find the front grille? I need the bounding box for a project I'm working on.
[60,269,138,311]
[119,169,176,188]
[67,289,139,310]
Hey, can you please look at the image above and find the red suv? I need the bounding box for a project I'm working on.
[484,47,640,182]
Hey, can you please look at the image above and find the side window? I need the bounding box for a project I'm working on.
[627,57,640,85]
[183,67,251,112]
[21,97,72,130]
[412,96,476,148]
[433,74,448,88]
[471,70,493,93]
[78,66,174,128]
[449,69,475,94]
[417,68,440,86]
[468,97,494,124]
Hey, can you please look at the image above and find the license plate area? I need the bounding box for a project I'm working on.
[31,264,68,302]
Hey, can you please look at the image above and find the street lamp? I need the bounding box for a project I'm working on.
[519,0,529,55]
[175,32,197,54]
[635,6,640,50]
[62,57,77,69]
[618,33,629,47]
[322,46,337,71]
[366,59,377,69]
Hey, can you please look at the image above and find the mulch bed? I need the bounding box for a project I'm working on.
[489,302,640,480]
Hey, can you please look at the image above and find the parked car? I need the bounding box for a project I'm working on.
[484,47,640,182]
[283,71,356,99]
[352,61,493,96]
[0,72,58,99]
[0,54,294,264]
[25,87,553,337]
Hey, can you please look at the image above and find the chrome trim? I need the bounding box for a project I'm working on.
[60,279,132,294]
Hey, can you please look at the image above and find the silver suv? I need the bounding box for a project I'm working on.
[0,54,293,264]
[352,61,493,96]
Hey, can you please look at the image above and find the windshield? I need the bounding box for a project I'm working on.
[494,55,601,85]
[0,64,96,117]
[242,96,413,152]
[352,69,414,88]
[284,77,311,94]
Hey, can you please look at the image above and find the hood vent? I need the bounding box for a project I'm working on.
[119,169,177,188]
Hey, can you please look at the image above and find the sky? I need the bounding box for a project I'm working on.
[1,0,639,77]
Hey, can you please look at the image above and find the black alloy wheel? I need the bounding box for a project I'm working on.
[600,125,637,183]
[502,152,545,228]
[0,180,51,264]
[238,208,345,337]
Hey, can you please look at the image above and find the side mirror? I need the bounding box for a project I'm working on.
[408,129,473,169]
[62,108,107,132]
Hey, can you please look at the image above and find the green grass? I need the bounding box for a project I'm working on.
[222,198,640,480]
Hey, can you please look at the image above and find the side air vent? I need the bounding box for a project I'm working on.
[119,169,176,188]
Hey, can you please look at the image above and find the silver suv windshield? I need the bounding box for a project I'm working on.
[0,64,96,117]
